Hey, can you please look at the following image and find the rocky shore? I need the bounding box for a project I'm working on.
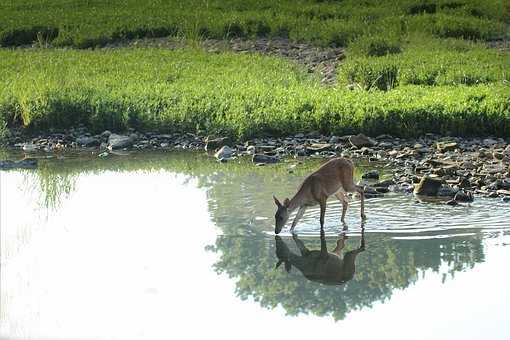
[2,128,510,203]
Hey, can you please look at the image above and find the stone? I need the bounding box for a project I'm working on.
[205,137,229,152]
[361,170,380,180]
[437,185,458,197]
[252,154,279,164]
[454,190,474,203]
[0,158,38,170]
[349,134,375,149]
[306,143,332,153]
[445,199,459,206]
[497,189,510,196]
[413,176,443,196]
[372,179,395,188]
[76,136,100,147]
[108,134,135,149]
[436,142,458,152]
[100,130,112,139]
[214,146,234,160]
[22,144,38,152]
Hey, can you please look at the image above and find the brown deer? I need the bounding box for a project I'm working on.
[275,228,365,285]
[273,157,365,234]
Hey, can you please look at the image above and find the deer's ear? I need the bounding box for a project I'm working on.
[273,195,282,207]
[284,198,290,207]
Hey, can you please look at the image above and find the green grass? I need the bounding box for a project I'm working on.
[0,0,508,48]
[341,37,510,90]
[0,0,508,140]
[1,48,509,139]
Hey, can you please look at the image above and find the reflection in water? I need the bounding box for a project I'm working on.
[275,228,365,286]
[2,150,509,333]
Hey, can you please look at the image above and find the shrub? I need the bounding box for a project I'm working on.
[0,26,58,47]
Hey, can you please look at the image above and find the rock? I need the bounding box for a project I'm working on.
[363,186,384,198]
[437,185,458,197]
[445,199,459,206]
[373,179,395,188]
[413,176,443,196]
[503,197,510,202]
[246,145,256,154]
[108,134,135,149]
[361,170,380,180]
[454,190,474,203]
[349,134,375,149]
[205,137,229,152]
[306,143,332,153]
[100,130,112,139]
[497,189,510,196]
[214,146,234,160]
[0,158,38,170]
[76,136,100,147]
[436,142,457,152]
[252,154,279,164]
[22,144,38,152]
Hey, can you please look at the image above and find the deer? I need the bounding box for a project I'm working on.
[275,227,365,285]
[273,157,365,234]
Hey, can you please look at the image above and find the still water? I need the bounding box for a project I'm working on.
[1,151,510,340]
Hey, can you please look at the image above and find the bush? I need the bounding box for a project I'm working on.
[349,35,402,57]
[0,26,58,47]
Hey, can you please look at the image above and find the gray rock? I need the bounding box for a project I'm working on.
[454,190,474,202]
[0,158,38,170]
[214,146,234,160]
[76,136,99,147]
[362,170,380,180]
[349,134,375,149]
[101,130,112,139]
[414,176,443,196]
[22,144,38,152]
[437,185,458,197]
[252,154,279,164]
[205,137,229,152]
[108,134,135,149]
[306,143,332,153]
[373,179,395,188]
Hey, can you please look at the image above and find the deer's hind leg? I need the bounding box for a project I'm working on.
[335,192,349,223]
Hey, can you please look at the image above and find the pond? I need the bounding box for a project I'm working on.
[1,151,510,340]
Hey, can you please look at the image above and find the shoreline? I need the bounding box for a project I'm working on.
[2,128,509,202]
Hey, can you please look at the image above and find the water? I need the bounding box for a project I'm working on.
[1,151,510,340]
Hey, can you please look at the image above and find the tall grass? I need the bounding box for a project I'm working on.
[0,48,508,138]
[0,0,507,48]
[341,37,510,90]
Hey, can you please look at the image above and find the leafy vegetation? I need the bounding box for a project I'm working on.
[1,48,509,138]
[0,0,507,48]
[341,38,510,90]
[0,0,508,139]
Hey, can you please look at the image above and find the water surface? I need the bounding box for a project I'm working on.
[1,151,509,340]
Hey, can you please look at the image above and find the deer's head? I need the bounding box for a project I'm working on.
[273,195,290,234]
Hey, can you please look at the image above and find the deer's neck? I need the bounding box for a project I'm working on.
[287,191,305,212]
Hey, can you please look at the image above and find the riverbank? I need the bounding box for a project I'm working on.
[2,128,509,202]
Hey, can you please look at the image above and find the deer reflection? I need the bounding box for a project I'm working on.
[275,227,365,285]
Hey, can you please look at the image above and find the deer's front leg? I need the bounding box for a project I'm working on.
[335,192,349,223]
[319,198,327,231]
[290,206,306,234]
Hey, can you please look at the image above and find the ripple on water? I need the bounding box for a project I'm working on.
[270,193,510,239]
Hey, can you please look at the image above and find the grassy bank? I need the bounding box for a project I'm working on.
[0,0,508,48]
[1,48,509,139]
